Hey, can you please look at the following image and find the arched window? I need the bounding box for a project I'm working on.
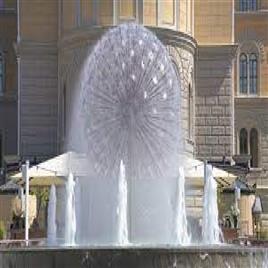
[239,128,248,154]
[240,0,248,11]
[250,128,258,167]
[249,0,257,11]
[249,53,257,95]
[240,0,257,11]
[239,54,248,94]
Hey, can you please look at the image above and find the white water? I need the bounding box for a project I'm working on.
[47,184,57,245]
[117,160,129,245]
[64,173,76,246]
[175,167,190,245]
[67,23,185,245]
[202,164,220,244]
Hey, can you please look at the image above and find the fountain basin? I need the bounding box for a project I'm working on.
[0,246,267,268]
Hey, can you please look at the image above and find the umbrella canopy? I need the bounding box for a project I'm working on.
[182,156,237,187]
[10,153,236,187]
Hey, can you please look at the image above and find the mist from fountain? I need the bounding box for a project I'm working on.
[117,160,129,245]
[47,184,57,245]
[66,23,188,245]
[175,167,190,245]
[64,173,76,246]
[202,164,221,244]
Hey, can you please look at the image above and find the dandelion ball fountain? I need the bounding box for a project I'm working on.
[67,23,188,246]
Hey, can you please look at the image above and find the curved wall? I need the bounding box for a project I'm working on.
[58,26,196,157]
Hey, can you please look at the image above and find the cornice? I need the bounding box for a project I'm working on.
[235,97,268,108]
[15,41,58,57]
[58,26,197,56]
[197,44,238,60]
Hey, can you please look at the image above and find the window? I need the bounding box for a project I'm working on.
[239,52,258,95]
[240,0,248,11]
[239,127,259,167]
[0,52,4,95]
[239,54,248,94]
[250,128,258,167]
[249,53,257,94]
[249,0,257,11]
[239,128,248,154]
[239,0,257,11]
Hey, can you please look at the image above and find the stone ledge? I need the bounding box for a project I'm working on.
[0,246,266,268]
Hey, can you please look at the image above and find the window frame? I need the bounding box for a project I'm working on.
[238,52,259,96]
[250,128,258,167]
[239,0,258,11]
[239,53,248,95]
[249,53,258,95]
[239,128,248,154]
[238,127,259,168]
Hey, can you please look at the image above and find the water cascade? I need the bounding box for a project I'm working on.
[68,23,185,245]
[175,167,190,245]
[64,173,76,246]
[202,164,220,244]
[117,160,129,245]
[47,184,57,245]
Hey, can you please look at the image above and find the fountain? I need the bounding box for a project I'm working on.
[64,173,76,246]
[175,167,190,245]
[68,22,183,245]
[0,23,267,268]
[47,184,57,245]
[202,164,221,244]
[117,160,129,246]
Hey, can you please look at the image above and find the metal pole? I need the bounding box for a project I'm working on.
[22,160,29,245]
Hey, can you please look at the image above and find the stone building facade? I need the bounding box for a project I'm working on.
[0,0,17,170]
[0,0,266,229]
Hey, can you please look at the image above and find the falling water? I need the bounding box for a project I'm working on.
[175,167,190,245]
[68,23,183,244]
[202,164,220,244]
[64,173,76,246]
[117,160,129,245]
[47,184,57,245]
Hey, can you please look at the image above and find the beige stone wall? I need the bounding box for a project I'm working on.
[62,0,76,32]
[0,14,17,96]
[19,0,58,159]
[19,43,58,159]
[0,2,18,157]
[235,98,268,170]
[179,0,187,33]
[194,0,233,44]
[20,0,58,42]
[99,0,113,25]
[59,1,194,36]
[195,45,237,162]
[235,14,268,96]
[81,0,94,26]
[143,0,157,26]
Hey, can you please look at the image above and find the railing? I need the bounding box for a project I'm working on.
[0,238,45,248]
